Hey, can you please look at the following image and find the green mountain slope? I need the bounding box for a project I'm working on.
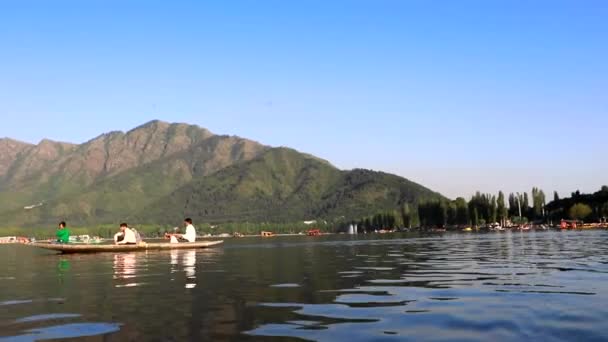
[137,148,443,224]
[0,121,444,227]
[0,121,268,225]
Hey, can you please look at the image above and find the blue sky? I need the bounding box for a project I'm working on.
[0,0,606,199]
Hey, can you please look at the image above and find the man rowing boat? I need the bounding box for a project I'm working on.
[165,218,197,243]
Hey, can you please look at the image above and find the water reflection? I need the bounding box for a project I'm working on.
[2,232,608,341]
[113,253,139,287]
[170,249,179,274]
[56,259,70,284]
[246,231,608,341]
[14,313,81,324]
[184,250,196,289]
[168,250,198,288]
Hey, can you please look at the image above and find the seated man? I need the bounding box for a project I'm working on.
[114,223,137,245]
[165,218,197,243]
[56,221,70,243]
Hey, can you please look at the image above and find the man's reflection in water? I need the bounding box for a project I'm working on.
[113,253,139,287]
[57,258,70,284]
[168,250,198,288]
[184,250,196,289]
[170,249,179,280]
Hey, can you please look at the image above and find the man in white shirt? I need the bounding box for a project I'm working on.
[183,218,196,242]
[166,218,197,243]
[114,223,138,245]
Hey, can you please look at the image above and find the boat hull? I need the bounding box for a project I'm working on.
[30,240,224,254]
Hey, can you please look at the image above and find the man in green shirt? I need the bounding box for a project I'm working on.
[56,221,70,243]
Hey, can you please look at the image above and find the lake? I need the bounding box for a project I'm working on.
[1,230,608,341]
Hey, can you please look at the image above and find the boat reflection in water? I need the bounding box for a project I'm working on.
[113,253,140,287]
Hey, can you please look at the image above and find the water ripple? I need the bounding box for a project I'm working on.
[248,231,608,341]
[0,322,121,342]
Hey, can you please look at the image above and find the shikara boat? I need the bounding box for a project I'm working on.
[29,240,224,254]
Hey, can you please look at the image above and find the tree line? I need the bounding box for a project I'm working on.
[546,186,608,222]
[350,186,608,232]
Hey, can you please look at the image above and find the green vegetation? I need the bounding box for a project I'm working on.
[0,121,268,227]
[546,187,608,222]
[569,203,593,220]
[136,148,443,225]
[0,121,443,236]
[2,121,606,237]
[349,186,608,231]
[4,185,607,238]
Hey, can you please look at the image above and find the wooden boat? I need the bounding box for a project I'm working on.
[29,240,224,254]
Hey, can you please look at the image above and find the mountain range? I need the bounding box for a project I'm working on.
[0,120,443,226]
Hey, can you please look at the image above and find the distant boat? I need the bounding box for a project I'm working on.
[307,229,321,236]
[489,223,504,231]
[463,227,473,232]
[23,202,43,210]
[0,236,29,243]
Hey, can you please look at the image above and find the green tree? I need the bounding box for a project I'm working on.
[539,189,546,217]
[508,193,518,217]
[490,195,497,223]
[400,203,412,228]
[471,207,479,227]
[497,191,507,226]
[439,201,448,227]
[469,192,494,224]
[531,187,546,220]
[410,205,420,228]
[447,202,458,226]
[569,203,592,221]
[455,197,469,225]
[553,191,560,202]
[523,192,530,218]
[601,202,608,218]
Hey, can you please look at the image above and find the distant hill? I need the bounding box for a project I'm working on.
[0,120,443,226]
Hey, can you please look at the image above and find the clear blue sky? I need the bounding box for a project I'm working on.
[1,0,606,199]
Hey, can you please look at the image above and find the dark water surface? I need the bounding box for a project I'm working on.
[2,231,608,341]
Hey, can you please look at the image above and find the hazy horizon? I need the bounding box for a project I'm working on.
[1,1,606,199]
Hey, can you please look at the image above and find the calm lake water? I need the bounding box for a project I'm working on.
[2,231,608,341]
